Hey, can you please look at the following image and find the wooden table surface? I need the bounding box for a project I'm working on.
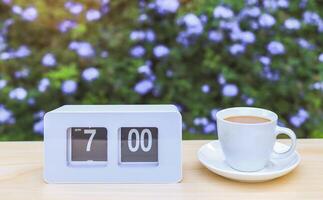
[0,139,322,200]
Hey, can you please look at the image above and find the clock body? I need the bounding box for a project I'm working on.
[44,105,182,183]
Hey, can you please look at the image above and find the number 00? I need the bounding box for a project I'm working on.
[128,129,152,152]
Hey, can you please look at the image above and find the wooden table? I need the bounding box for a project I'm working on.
[0,140,322,200]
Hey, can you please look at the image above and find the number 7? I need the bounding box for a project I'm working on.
[84,129,96,152]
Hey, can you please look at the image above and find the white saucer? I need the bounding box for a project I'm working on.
[198,140,300,182]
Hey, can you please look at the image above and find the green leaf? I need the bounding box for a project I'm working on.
[71,24,87,39]
[47,64,78,88]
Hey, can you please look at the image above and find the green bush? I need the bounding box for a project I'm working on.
[0,0,322,140]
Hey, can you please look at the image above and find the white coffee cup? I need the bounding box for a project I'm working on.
[216,107,297,172]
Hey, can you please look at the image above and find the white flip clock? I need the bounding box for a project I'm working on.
[44,105,182,183]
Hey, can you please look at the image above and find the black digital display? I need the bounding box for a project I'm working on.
[120,127,158,163]
[69,127,107,162]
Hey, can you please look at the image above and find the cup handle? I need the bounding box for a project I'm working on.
[271,126,297,159]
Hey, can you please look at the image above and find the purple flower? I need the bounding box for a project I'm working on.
[155,0,179,14]
[34,111,45,119]
[277,0,289,8]
[65,2,83,15]
[148,74,157,81]
[33,120,44,134]
[259,56,271,66]
[263,0,288,9]
[134,79,154,95]
[14,68,29,78]
[229,44,245,55]
[218,74,226,85]
[201,84,210,93]
[9,87,27,100]
[0,52,13,60]
[176,32,190,46]
[101,0,110,4]
[250,21,259,30]
[166,70,174,77]
[299,0,308,8]
[289,109,309,127]
[68,41,79,50]
[153,45,169,58]
[199,14,208,24]
[267,41,285,55]
[82,67,99,82]
[213,6,234,19]
[194,117,208,126]
[145,60,152,67]
[145,30,156,42]
[130,45,145,58]
[189,128,196,134]
[246,0,258,5]
[229,30,240,41]
[258,13,276,28]
[130,30,155,42]
[289,116,302,127]
[231,31,255,44]
[77,42,95,57]
[303,11,320,25]
[28,98,35,105]
[297,38,314,50]
[243,7,261,17]
[70,4,83,15]
[3,18,13,30]
[311,81,323,91]
[0,79,7,89]
[262,66,280,81]
[101,0,110,14]
[2,0,11,5]
[61,80,77,94]
[318,20,323,33]
[138,0,146,8]
[130,30,145,41]
[0,105,12,123]
[21,6,38,21]
[298,108,309,119]
[58,20,77,33]
[182,13,203,35]
[137,65,152,75]
[222,84,238,97]
[86,9,101,21]
[12,5,22,14]
[138,14,148,22]
[100,51,109,58]
[203,122,216,134]
[284,18,301,30]
[219,20,240,31]
[318,53,323,62]
[38,78,50,92]
[0,36,6,51]
[208,30,223,42]
[210,108,219,120]
[263,0,278,10]
[245,97,254,105]
[242,31,256,43]
[14,45,31,58]
[41,53,56,67]
[69,41,95,58]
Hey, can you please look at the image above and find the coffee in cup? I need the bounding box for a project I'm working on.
[224,115,271,124]
[216,107,297,172]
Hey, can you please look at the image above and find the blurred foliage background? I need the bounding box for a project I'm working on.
[0,0,322,140]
